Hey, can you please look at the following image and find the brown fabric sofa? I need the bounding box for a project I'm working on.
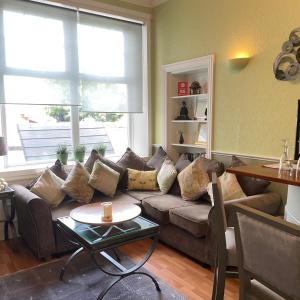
[13,182,281,266]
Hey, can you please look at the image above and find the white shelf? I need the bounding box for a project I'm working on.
[171,94,208,100]
[171,120,207,123]
[172,143,207,149]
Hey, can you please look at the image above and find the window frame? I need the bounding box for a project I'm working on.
[0,0,151,172]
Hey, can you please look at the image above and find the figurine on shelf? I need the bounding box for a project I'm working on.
[178,130,184,144]
[175,101,191,120]
[189,81,201,95]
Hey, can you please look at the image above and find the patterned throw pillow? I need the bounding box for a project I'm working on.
[62,162,94,203]
[178,158,210,201]
[157,158,177,194]
[89,160,120,197]
[31,168,65,207]
[146,146,168,172]
[127,168,158,191]
[218,171,246,201]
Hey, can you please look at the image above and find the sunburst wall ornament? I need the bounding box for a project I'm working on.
[273,27,300,81]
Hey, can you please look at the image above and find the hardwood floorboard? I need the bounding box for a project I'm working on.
[0,238,239,299]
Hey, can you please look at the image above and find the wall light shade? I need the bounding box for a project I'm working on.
[229,57,251,70]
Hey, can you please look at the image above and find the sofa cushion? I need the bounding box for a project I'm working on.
[127,168,158,191]
[231,155,270,196]
[62,162,94,204]
[169,203,211,238]
[146,146,167,171]
[157,158,177,194]
[89,160,120,197]
[198,157,225,180]
[51,192,141,221]
[125,190,163,202]
[84,150,125,180]
[178,157,210,201]
[142,194,193,224]
[117,147,153,189]
[169,154,191,196]
[26,159,68,190]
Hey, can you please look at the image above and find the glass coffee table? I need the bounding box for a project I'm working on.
[57,215,160,300]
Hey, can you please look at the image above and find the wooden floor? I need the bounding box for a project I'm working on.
[0,238,239,300]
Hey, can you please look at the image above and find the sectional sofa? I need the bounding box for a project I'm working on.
[13,153,281,266]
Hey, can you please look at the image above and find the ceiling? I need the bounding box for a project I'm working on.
[120,0,168,8]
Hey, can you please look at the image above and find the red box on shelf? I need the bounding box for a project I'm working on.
[177,81,188,96]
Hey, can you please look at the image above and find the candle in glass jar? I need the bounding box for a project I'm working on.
[101,202,112,221]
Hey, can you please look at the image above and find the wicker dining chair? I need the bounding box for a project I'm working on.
[233,203,300,300]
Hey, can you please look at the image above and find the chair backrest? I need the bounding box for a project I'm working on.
[209,172,228,258]
[233,203,300,300]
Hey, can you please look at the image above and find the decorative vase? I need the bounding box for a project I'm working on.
[179,133,184,144]
[74,151,85,163]
[57,153,68,165]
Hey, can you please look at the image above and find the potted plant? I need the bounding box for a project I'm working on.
[95,144,107,157]
[56,144,69,165]
[74,145,86,163]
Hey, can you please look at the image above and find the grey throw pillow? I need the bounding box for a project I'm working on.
[26,159,68,190]
[85,150,125,179]
[117,147,153,189]
[146,146,167,172]
[168,154,191,196]
[231,155,270,196]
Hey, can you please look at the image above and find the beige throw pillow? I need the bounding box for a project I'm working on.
[89,160,120,197]
[218,172,246,201]
[62,162,94,203]
[31,168,65,207]
[178,158,210,201]
[157,158,177,194]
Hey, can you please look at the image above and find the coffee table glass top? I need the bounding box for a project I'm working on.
[57,216,159,248]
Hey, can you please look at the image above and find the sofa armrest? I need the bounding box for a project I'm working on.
[12,184,56,258]
[208,192,281,228]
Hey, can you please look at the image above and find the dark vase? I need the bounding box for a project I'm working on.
[179,133,184,144]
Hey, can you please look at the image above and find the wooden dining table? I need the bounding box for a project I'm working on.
[227,164,300,225]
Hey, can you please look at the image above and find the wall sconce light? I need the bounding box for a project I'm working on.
[229,52,251,70]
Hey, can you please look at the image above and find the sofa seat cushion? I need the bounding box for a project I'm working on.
[125,190,163,201]
[169,203,211,238]
[51,192,140,221]
[142,195,193,224]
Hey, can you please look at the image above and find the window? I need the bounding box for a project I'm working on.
[0,0,148,167]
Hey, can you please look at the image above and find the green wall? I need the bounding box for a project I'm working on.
[152,0,300,158]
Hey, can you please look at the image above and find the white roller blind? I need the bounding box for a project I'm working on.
[0,0,144,112]
[78,12,143,113]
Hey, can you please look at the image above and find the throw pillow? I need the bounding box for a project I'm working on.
[157,158,177,194]
[218,171,246,201]
[26,159,68,190]
[146,146,167,171]
[30,168,65,207]
[198,157,225,180]
[231,155,270,196]
[62,162,94,203]
[169,154,191,196]
[117,148,153,189]
[85,149,125,179]
[178,158,210,201]
[127,168,158,191]
[89,160,120,197]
